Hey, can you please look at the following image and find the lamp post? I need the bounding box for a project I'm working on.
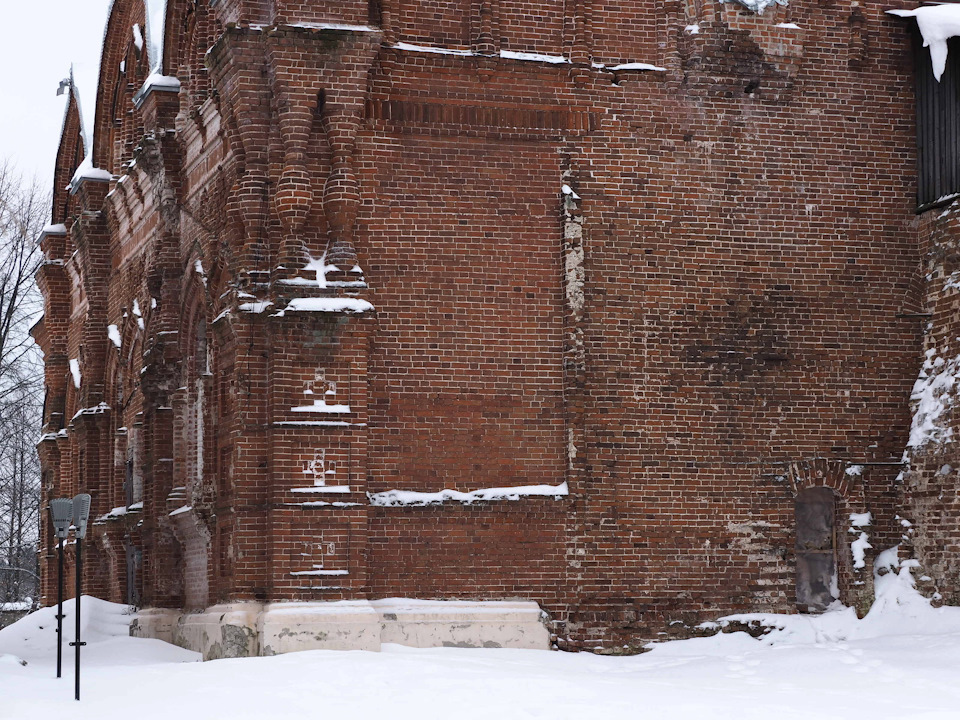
[70,494,91,702]
[48,498,73,680]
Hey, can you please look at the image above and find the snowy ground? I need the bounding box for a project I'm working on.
[2,550,960,719]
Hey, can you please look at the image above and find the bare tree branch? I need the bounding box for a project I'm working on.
[0,161,47,606]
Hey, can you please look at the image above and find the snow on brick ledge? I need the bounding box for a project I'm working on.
[368,482,569,507]
[75,167,113,182]
[248,22,379,32]
[239,301,273,314]
[40,223,67,237]
[291,486,352,494]
[499,49,569,64]
[68,158,114,193]
[889,5,960,82]
[71,402,111,422]
[608,62,666,72]
[291,401,351,413]
[133,73,181,107]
[95,504,133,522]
[727,0,788,13]
[275,298,375,316]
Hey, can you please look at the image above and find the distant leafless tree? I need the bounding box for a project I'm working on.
[0,162,47,607]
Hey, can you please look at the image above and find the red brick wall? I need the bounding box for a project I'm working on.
[361,137,567,493]
[36,0,931,649]
[591,0,664,66]
[395,0,470,48]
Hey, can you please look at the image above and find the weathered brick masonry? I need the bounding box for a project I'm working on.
[33,0,945,654]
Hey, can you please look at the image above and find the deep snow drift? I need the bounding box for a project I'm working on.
[1,549,959,719]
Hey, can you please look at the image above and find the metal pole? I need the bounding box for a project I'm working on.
[56,540,63,678]
[73,537,83,701]
[67,493,89,701]
[49,497,75,683]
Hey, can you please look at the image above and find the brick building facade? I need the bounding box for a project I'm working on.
[33,0,950,657]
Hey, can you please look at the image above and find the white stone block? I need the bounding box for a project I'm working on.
[373,599,550,649]
[174,602,261,659]
[259,600,381,654]
[133,598,551,657]
[130,607,180,644]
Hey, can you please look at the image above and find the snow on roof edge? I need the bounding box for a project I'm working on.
[94,0,116,146]
[64,0,113,182]
[68,159,115,193]
[41,223,68,236]
[67,0,168,180]
[55,68,88,177]
[145,0,168,74]
[888,5,960,82]
[132,72,181,107]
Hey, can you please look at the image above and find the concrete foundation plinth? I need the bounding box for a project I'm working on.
[133,598,551,659]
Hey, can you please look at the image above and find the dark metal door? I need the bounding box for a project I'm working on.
[795,487,837,612]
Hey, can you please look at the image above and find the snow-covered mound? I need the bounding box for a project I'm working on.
[0,596,198,667]
[653,544,958,657]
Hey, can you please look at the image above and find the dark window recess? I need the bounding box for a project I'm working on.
[124,459,134,507]
[916,32,960,211]
[125,544,141,607]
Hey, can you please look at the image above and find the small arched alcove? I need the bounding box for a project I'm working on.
[795,486,838,612]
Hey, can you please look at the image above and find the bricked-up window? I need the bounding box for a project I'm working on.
[915,31,960,210]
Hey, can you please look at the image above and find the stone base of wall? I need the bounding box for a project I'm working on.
[132,599,550,659]
[130,607,180,644]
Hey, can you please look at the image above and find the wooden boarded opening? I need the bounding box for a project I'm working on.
[795,487,837,612]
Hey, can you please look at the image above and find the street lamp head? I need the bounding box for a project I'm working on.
[49,498,73,540]
[72,494,92,540]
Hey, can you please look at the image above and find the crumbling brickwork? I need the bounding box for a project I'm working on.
[34,0,932,653]
[896,205,960,606]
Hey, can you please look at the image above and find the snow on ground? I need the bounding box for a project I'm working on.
[3,556,960,719]
[0,597,194,668]
[0,600,31,612]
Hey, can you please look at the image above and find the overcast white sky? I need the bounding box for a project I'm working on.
[0,0,113,194]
